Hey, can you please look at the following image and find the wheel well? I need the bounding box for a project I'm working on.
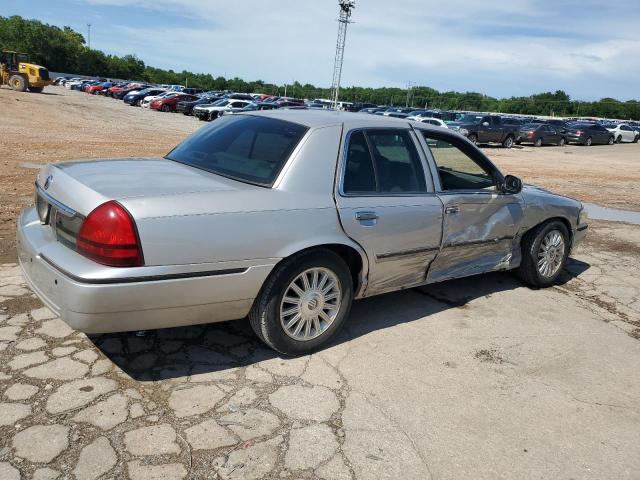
[290,244,364,292]
[524,216,573,243]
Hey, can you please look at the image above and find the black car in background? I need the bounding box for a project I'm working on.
[123,88,166,106]
[177,95,223,115]
[517,123,567,147]
[566,122,615,146]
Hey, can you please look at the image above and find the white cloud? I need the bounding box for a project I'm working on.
[85,0,640,100]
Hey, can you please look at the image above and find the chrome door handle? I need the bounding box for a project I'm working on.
[444,205,460,214]
[355,211,378,221]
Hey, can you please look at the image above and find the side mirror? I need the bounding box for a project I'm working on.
[482,122,490,127]
[501,175,523,194]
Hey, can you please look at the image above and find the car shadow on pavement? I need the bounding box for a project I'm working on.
[90,261,589,381]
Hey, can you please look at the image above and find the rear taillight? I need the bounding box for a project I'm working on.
[77,201,144,267]
[576,130,583,136]
[527,131,534,138]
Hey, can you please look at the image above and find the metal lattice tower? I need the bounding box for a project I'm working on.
[330,0,355,109]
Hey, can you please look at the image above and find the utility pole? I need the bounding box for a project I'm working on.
[406,81,415,107]
[330,0,355,109]
[87,24,92,49]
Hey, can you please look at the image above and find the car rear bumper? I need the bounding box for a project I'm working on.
[566,135,585,143]
[17,207,276,334]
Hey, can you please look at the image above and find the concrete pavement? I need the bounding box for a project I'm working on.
[1,243,639,479]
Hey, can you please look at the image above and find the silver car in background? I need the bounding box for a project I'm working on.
[18,111,588,355]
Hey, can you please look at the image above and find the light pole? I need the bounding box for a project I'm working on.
[330,1,355,109]
[87,24,92,49]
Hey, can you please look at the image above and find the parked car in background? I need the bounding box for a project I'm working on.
[150,93,198,112]
[517,123,567,147]
[176,94,223,115]
[607,123,639,143]
[566,123,615,146]
[141,91,174,108]
[360,107,387,114]
[415,117,449,128]
[449,114,520,148]
[86,82,113,94]
[123,88,167,106]
[19,110,588,355]
[193,99,253,121]
[378,107,417,118]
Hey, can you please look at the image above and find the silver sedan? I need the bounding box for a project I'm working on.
[18,110,588,355]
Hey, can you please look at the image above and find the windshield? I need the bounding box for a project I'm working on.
[456,115,483,124]
[521,123,539,129]
[165,115,308,187]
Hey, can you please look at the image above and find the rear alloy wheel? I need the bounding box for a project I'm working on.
[502,135,514,149]
[161,104,171,112]
[585,137,593,146]
[534,138,543,147]
[608,136,615,145]
[467,134,478,145]
[517,220,569,288]
[559,137,566,146]
[249,249,353,356]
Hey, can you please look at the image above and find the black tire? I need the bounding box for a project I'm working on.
[558,137,566,146]
[249,249,353,356]
[585,137,592,146]
[534,138,543,147]
[161,104,171,112]
[634,135,639,144]
[502,135,514,149]
[616,135,622,144]
[516,220,570,288]
[467,134,478,145]
[608,136,615,145]
[28,86,43,93]
[136,99,142,107]
[9,75,27,92]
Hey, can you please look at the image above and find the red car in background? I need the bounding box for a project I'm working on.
[150,93,199,112]
[107,83,144,98]
[86,82,112,94]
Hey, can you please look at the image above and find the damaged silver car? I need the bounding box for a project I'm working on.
[18,111,588,355]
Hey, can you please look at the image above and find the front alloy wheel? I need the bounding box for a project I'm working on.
[537,230,565,279]
[516,220,569,288]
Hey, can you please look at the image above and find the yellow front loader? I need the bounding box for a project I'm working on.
[0,51,52,93]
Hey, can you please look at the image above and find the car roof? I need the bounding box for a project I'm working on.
[240,109,448,131]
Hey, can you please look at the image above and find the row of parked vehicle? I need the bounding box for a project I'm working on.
[55,76,640,148]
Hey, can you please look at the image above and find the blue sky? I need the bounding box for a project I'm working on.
[2,0,639,100]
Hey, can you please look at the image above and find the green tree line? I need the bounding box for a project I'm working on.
[2,15,639,119]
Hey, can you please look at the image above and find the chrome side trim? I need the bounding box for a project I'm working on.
[375,246,440,261]
[35,183,79,219]
[40,255,248,285]
[442,236,515,249]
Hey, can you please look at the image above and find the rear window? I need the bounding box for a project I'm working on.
[165,115,308,187]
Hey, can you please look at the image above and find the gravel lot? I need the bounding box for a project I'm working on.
[1,86,639,479]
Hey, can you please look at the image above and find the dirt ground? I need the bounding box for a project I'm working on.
[1,85,640,262]
[1,86,640,479]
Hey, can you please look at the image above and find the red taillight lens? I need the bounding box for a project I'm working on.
[527,131,534,138]
[576,130,583,136]
[77,201,144,267]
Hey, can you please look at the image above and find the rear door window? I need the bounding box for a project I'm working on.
[343,130,427,195]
